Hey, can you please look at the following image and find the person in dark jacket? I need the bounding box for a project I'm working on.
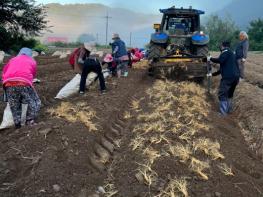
[79,43,106,94]
[208,41,240,116]
[235,31,249,80]
[71,43,90,73]
[111,33,129,77]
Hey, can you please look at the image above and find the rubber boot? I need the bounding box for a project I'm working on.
[117,70,121,78]
[15,123,21,129]
[219,101,229,116]
[228,98,233,113]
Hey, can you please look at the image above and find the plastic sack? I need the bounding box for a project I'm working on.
[55,73,98,99]
[91,51,104,58]
[66,50,71,55]
[59,53,67,59]
[0,103,28,130]
[0,51,5,64]
[55,69,110,99]
[32,51,39,57]
[52,51,62,56]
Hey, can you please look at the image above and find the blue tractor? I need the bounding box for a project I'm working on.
[148,6,210,80]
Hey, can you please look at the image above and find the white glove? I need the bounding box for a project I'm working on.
[207,56,212,62]
[33,78,41,83]
[242,58,246,62]
[78,57,84,64]
[207,73,212,77]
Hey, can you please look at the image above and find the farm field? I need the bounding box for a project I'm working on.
[0,53,263,197]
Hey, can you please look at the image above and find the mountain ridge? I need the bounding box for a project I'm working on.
[42,2,263,47]
[217,0,263,29]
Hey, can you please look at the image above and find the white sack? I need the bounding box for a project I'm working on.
[52,51,62,56]
[55,69,110,99]
[55,73,97,99]
[59,53,67,59]
[0,51,5,64]
[91,51,104,58]
[0,103,28,130]
[32,51,39,57]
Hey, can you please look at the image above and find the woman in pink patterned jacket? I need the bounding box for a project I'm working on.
[2,48,41,129]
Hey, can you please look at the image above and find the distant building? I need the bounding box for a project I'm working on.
[47,37,68,43]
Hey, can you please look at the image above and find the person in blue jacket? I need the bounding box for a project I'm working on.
[208,41,240,116]
[111,33,129,78]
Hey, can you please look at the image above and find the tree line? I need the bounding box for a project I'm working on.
[0,0,48,53]
[0,1,263,53]
[204,15,263,51]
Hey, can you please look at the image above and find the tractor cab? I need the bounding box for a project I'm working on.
[148,6,210,82]
[150,6,209,58]
[159,7,203,34]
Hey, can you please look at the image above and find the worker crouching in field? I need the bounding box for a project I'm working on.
[208,41,240,116]
[2,48,41,128]
[111,33,129,78]
[69,43,90,73]
[79,44,106,94]
[102,53,117,76]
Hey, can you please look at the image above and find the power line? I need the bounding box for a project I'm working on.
[103,12,112,46]
[130,32,132,47]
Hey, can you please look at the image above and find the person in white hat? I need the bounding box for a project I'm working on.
[79,43,106,94]
[111,33,129,77]
[69,43,91,73]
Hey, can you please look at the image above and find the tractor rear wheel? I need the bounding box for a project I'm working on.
[196,45,209,57]
[148,44,166,60]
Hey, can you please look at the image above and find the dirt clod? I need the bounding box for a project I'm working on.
[53,184,61,192]
[135,172,144,184]
[39,128,52,135]
[94,143,111,164]
[100,137,115,153]
[78,189,87,197]
[97,186,105,194]
[88,194,100,197]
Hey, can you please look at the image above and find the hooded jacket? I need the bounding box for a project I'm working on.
[210,48,240,79]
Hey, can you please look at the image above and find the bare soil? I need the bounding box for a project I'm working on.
[0,55,262,197]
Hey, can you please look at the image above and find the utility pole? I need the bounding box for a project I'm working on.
[104,12,112,46]
[96,33,99,44]
[129,32,132,48]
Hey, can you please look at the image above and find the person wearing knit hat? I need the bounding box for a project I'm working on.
[111,33,129,77]
[102,53,117,76]
[2,47,41,128]
[112,33,120,40]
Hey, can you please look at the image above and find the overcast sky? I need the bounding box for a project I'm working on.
[36,0,233,14]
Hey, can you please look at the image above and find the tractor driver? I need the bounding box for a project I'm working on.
[174,19,189,34]
[181,19,190,33]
